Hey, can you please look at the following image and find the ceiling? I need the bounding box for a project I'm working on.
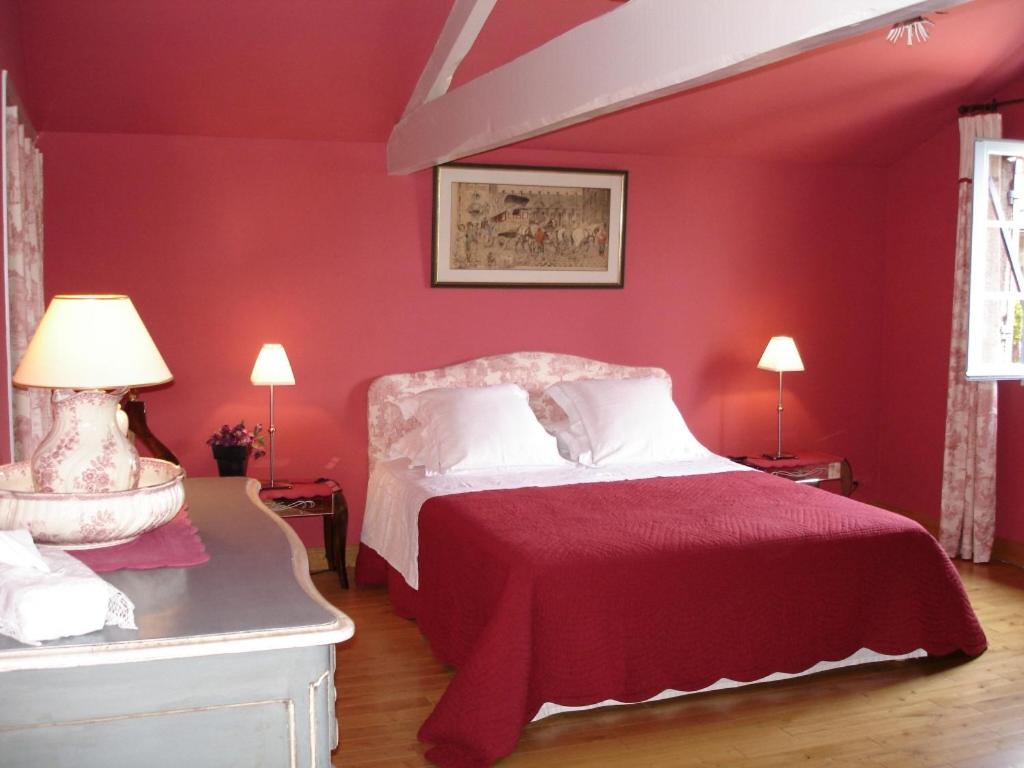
[14,0,1024,166]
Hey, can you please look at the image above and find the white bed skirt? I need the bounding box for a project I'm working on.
[533,647,927,721]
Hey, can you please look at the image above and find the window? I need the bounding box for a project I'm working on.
[966,138,1024,379]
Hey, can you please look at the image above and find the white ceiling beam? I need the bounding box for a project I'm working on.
[388,0,970,175]
[401,0,498,119]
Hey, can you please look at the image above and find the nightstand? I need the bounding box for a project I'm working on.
[259,479,349,588]
[732,452,857,496]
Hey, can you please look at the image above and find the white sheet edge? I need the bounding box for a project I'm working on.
[532,647,928,721]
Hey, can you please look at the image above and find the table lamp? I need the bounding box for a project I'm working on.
[12,295,172,493]
[250,343,294,490]
[757,335,804,460]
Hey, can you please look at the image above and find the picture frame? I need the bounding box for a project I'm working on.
[432,163,627,288]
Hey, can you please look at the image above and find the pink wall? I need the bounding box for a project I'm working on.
[879,79,1024,544]
[877,125,959,519]
[40,132,889,545]
[999,374,1024,543]
[0,0,27,100]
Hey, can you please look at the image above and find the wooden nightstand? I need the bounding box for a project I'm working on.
[732,452,857,496]
[259,479,349,588]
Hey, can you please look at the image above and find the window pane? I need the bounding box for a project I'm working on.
[967,139,1024,379]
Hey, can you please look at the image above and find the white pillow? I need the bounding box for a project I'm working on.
[546,419,593,464]
[545,377,710,466]
[394,384,567,474]
[389,426,429,465]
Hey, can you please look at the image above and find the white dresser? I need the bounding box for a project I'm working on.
[0,477,354,767]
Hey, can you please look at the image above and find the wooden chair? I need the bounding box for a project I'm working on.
[121,392,179,465]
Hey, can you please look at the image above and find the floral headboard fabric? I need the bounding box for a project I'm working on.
[367,351,669,469]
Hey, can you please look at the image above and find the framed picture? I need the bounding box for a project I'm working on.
[432,163,627,288]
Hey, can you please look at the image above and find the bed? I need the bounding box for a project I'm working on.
[356,352,986,768]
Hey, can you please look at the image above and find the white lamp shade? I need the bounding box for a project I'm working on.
[250,343,295,385]
[757,336,805,372]
[13,295,172,389]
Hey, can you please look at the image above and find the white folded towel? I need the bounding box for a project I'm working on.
[0,530,137,646]
[0,529,48,572]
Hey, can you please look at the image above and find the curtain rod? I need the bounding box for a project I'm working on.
[958,96,1024,115]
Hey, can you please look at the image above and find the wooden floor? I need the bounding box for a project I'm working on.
[314,560,1024,767]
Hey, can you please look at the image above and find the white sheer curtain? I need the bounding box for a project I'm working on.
[3,72,49,460]
[939,113,1002,562]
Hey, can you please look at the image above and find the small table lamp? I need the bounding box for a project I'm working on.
[12,295,172,493]
[250,343,295,491]
[757,335,804,460]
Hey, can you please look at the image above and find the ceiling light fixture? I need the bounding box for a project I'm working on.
[887,16,933,45]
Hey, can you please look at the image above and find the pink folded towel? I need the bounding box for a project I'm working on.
[70,507,209,572]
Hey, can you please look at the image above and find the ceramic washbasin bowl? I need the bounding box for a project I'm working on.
[0,458,185,549]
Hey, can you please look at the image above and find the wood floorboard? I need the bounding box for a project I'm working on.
[314,560,1024,767]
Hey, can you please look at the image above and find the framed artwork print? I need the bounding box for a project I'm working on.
[432,163,627,287]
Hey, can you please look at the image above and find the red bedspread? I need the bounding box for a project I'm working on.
[408,471,986,767]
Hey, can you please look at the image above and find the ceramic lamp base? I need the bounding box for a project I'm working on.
[31,388,141,493]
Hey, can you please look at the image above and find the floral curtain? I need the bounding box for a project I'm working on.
[4,100,48,460]
[939,113,1002,562]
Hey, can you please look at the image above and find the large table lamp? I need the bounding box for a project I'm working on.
[12,295,172,493]
[250,343,294,491]
[757,335,804,460]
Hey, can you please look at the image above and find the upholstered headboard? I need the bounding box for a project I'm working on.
[367,351,669,469]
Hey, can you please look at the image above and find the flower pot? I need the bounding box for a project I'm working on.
[212,445,249,477]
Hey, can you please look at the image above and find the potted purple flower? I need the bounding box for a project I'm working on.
[207,422,266,477]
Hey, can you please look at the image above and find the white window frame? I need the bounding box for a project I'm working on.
[966,138,1024,380]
